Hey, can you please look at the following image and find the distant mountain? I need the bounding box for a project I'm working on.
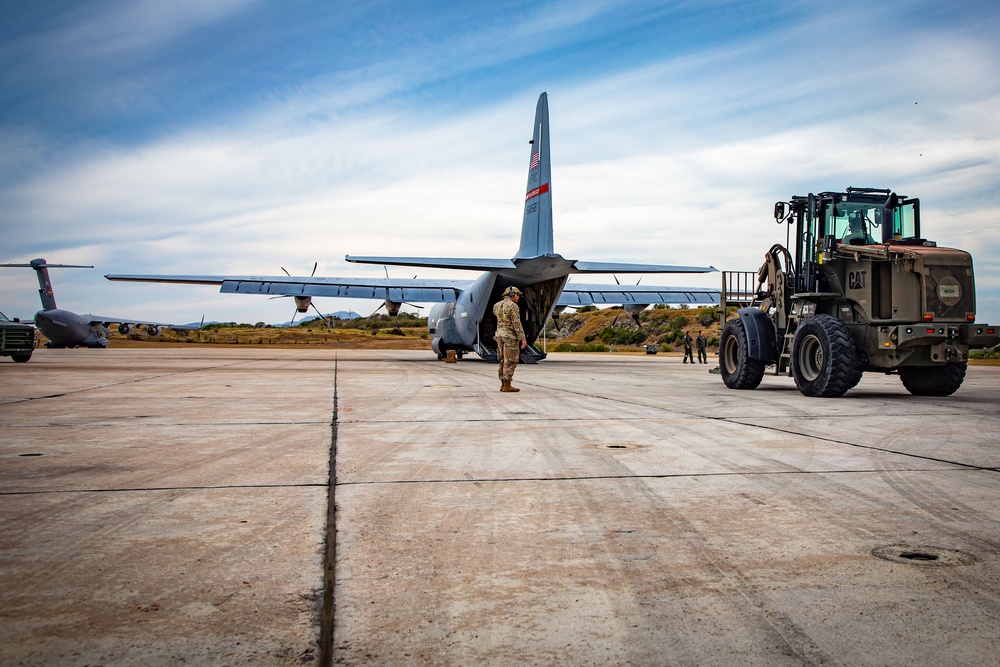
[276,312,364,328]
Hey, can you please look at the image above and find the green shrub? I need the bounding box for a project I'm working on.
[699,310,717,327]
[596,327,647,346]
[551,342,609,353]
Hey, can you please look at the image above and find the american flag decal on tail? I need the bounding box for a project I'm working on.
[529,152,539,169]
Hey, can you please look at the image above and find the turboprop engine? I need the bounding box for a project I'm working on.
[623,303,648,325]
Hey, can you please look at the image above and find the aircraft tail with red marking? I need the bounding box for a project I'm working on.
[516,92,554,259]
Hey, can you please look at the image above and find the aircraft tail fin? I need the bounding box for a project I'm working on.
[0,259,93,311]
[516,92,554,259]
[33,261,59,311]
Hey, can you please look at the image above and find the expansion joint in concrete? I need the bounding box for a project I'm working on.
[319,355,338,667]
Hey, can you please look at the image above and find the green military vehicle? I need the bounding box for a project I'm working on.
[1,310,35,363]
[720,187,999,397]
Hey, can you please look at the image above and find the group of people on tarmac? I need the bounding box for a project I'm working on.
[493,286,713,392]
[682,331,709,364]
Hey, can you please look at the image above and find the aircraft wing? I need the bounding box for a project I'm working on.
[345,256,718,274]
[82,315,199,330]
[558,283,720,307]
[105,274,472,303]
[571,261,718,274]
[346,256,516,271]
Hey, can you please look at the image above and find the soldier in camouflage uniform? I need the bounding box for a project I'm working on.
[493,286,527,392]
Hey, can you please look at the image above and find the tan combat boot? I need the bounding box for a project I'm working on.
[501,380,520,392]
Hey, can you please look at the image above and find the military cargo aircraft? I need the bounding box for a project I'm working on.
[1,259,196,348]
[107,93,720,361]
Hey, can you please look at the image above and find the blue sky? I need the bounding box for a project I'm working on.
[2,0,999,325]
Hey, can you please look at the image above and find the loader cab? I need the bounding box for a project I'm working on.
[819,192,921,247]
[777,188,922,293]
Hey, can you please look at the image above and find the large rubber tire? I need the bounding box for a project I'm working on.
[790,315,859,397]
[719,318,765,390]
[12,354,31,363]
[899,363,966,396]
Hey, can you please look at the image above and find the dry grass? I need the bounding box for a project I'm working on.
[45,324,433,350]
[32,315,999,363]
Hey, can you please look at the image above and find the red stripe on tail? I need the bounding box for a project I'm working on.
[525,183,549,202]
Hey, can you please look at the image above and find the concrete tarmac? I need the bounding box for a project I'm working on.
[1,349,999,666]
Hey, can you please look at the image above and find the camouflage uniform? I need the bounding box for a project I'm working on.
[493,295,526,383]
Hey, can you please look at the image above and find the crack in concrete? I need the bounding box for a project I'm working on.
[334,466,979,487]
[319,355,338,667]
[721,418,1000,473]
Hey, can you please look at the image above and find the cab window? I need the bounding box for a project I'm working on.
[891,201,918,240]
[825,202,879,244]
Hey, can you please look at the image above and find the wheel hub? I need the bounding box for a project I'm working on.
[799,333,824,381]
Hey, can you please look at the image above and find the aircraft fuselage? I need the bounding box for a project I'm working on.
[35,309,109,348]
[428,255,572,361]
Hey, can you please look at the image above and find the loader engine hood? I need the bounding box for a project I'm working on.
[907,246,976,321]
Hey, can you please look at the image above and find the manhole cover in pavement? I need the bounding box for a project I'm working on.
[871,544,976,566]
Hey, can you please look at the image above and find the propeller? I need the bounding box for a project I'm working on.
[282,262,317,279]
[270,262,329,326]
[369,265,422,317]
[611,275,644,326]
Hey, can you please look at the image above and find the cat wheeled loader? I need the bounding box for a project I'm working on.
[719,187,999,397]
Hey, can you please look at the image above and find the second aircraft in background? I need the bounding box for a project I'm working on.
[2,259,198,348]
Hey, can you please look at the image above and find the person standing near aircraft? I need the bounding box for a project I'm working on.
[696,330,708,364]
[682,331,694,364]
[493,287,527,392]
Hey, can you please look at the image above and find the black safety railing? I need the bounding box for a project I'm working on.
[720,271,759,326]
